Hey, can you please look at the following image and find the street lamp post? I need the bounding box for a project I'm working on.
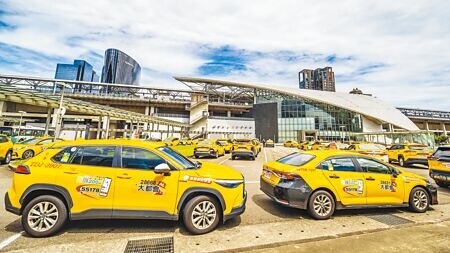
[17,110,26,135]
[54,82,70,141]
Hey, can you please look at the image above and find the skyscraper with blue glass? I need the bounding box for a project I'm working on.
[55,60,99,82]
[101,48,141,85]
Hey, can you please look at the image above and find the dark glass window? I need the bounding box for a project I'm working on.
[277,153,314,166]
[52,147,78,163]
[325,158,358,172]
[0,136,8,143]
[71,146,115,167]
[356,158,391,174]
[122,147,166,170]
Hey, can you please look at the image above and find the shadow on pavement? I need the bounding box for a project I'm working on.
[252,194,310,219]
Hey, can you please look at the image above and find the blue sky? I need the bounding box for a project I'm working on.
[0,0,449,110]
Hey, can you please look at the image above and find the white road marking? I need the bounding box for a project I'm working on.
[245,181,259,184]
[263,148,268,162]
[0,232,23,251]
[219,156,229,164]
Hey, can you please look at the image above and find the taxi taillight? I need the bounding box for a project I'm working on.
[274,170,302,180]
[15,165,30,174]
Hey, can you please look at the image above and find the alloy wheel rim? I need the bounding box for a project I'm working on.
[313,194,332,217]
[24,151,33,159]
[27,201,59,232]
[191,201,216,230]
[6,152,11,163]
[413,190,428,210]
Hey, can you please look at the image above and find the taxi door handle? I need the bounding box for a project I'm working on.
[329,175,340,179]
[366,177,375,181]
[117,174,131,179]
[63,169,78,175]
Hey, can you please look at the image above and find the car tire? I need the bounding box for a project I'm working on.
[408,187,430,213]
[22,150,34,159]
[183,195,220,235]
[21,195,68,237]
[398,156,406,167]
[1,151,11,164]
[250,156,255,161]
[194,154,199,159]
[231,156,235,160]
[307,190,335,220]
[436,181,450,188]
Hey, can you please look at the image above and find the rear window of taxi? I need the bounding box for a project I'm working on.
[433,147,450,161]
[277,153,314,166]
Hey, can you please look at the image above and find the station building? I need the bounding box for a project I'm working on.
[0,74,425,143]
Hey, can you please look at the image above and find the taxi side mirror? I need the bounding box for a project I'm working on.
[194,161,202,168]
[155,163,171,175]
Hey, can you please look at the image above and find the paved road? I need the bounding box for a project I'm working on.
[1,145,450,252]
[245,220,450,253]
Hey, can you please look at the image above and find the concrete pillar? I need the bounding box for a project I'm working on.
[144,106,150,129]
[96,116,102,139]
[102,115,110,139]
[227,111,231,117]
[388,124,393,132]
[44,108,52,136]
[425,121,430,131]
[442,123,447,135]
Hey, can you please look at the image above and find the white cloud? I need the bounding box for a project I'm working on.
[0,0,449,110]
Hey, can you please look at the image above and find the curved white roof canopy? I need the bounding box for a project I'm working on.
[175,77,419,131]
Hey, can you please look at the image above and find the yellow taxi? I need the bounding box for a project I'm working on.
[283,140,298,147]
[232,138,259,160]
[194,139,225,158]
[298,141,313,150]
[5,139,246,237]
[428,146,450,187]
[13,137,65,159]
[387,143,433,167]
[260,150,438,220]
[252,138,263,153]
[265,139,274,147]
[217,139,233,153]
[179,138,193,145]
[0,134,13,164]
[163,137,180,146]
[346,143,388,163]
[310,141,331,150]
[326,142,350,150]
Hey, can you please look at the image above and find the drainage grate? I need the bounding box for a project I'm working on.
[367,214,414,226]
[124,237,174,253]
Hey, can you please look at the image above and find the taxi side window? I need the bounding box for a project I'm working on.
[356,158,391,174]
[347,145,355,150]
[0,136,8,143]
[121,147,166,170]
[71,146,115,167]
[319,158,358,172]
[52,147,78,163]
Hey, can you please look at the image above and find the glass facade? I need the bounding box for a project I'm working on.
[256,90,363,142]
[54,60,98,82]
[101,48,141,85]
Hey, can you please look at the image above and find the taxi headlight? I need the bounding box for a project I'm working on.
[215,179,244,188]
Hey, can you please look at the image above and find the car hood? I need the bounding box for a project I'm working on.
[193,162,243,180]
[398,168,426,181]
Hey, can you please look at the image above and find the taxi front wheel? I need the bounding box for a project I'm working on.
[21,195,68,237]
[409,187,429,213]
[183,195,220,235]
[307,190,335,220]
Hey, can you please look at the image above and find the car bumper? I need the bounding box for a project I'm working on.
[232,151,254,157]
[429,169,450,183]
[4,192,21,215]
[224,191,247,222]
[405,158,428,165]
[194,151,216,157]
[426,184,439,205]
[259,176,312,210]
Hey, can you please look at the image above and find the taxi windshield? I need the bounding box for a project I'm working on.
[19,138,39,145]
[235,140,252,145]
[158,147,196,169]
[359,144,385,151]
[199,141,214,145]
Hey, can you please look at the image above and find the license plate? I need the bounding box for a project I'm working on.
[263,170,280,185]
